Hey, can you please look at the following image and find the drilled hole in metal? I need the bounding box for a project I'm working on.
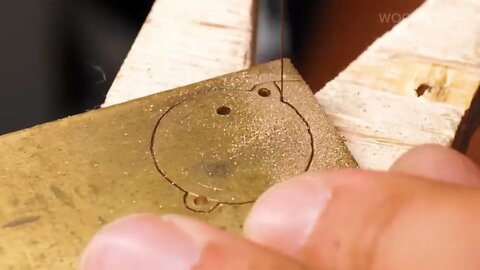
[258,88,271,97]
[216,106,231,116]
[193,196,209,206]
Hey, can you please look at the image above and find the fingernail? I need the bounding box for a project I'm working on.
[80,214,201,270]
[244,173,332,256]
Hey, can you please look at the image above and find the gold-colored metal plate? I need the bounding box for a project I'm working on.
[0,60,356,269]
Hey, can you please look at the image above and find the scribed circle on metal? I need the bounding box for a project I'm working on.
[151,82,314,212]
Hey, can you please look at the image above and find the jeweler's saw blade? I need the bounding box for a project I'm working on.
[0,59,356,269]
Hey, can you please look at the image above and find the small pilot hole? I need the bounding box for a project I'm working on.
[194,196,209,206]
[216,106,231,116]
[258,88,271,97]
[415,84,432,97]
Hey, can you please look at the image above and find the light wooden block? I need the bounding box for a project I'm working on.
[316,0,480,169]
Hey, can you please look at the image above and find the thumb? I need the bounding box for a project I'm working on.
[244,169,480,270]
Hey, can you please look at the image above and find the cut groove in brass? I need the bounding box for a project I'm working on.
[150,81,315,212]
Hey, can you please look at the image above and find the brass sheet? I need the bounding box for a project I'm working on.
[0,60,357,269]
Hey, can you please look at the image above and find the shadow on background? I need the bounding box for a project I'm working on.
[0,0,154,135]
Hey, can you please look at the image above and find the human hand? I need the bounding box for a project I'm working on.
[79,145,480,270]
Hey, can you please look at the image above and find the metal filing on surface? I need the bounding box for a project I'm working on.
[0,60,357,269]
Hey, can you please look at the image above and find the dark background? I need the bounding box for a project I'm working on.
[0,0,477,163]
[0,0,154,134]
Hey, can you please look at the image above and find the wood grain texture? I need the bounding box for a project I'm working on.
[316,0,480,169]
[104,0,478,169]
[103,0,257,107]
